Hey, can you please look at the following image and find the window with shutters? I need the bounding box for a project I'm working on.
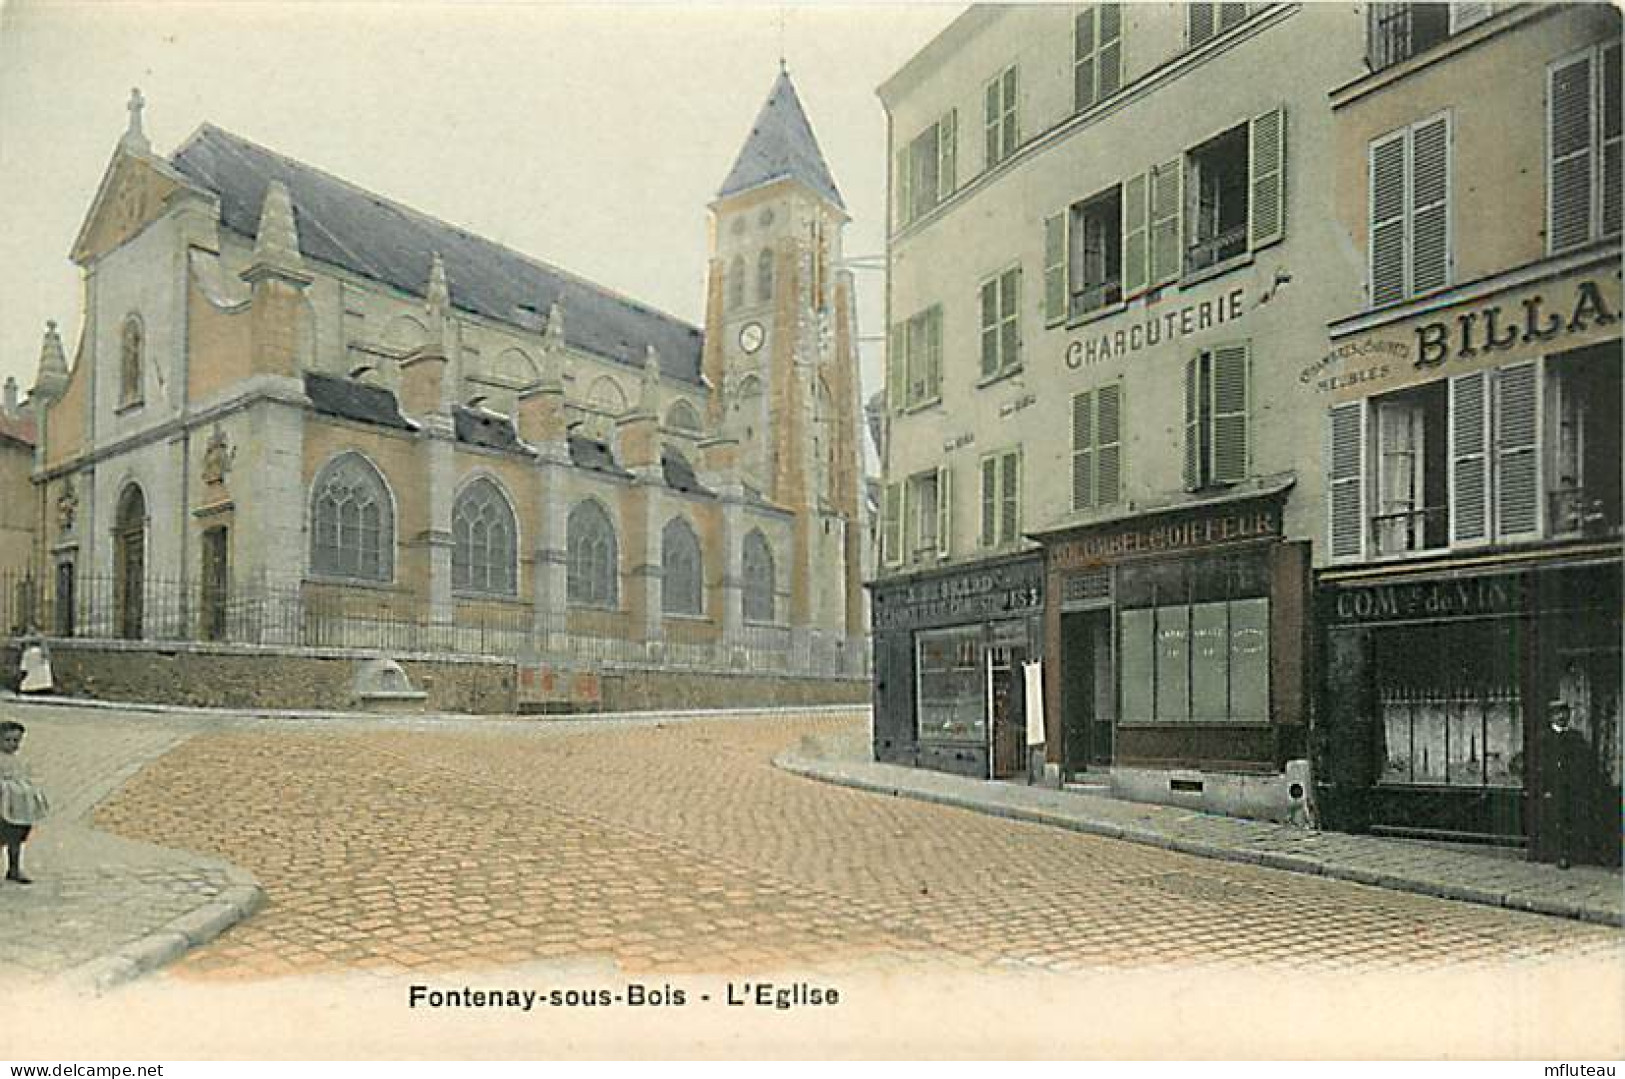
[1546,344,1622,537]
[978,267,1022,380]
[1069,187,1123,317]
[452,478,518,596]
[1368,113,1451,308]
[891,305,943,410]
[1074,5,1123,114]
[1185,125,1250,274]
[1548,43,1623,255]
[897,112,957,227]
[310,452,394,582]
[566,500,618,609]
[881,481,903,568]
[1370,383,1449,555]
[984,65,1020,170]
[1072,384,1123,513]
[742,530,775,623]
[979,449,1022,549]
[1188,2,1249,49]
[1183,345,1250,491]
[661,517,704,616]
[1366,3,1449,71]
[904,469,942,563]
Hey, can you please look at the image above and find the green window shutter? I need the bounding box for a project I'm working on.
[1369,130,1408,306]
[1249,106,1286,251]
[1122,173,1149,298]
[1328,402,1365,561]
[1098,5,1122,99]
[1211,343,1250,484]
[882,482,902,567]
[1449,370,1489,545]
[1149,157,1183,287]
[896,146,913,227]
[1074,8,1097,112]
[1548,51,1594,252]
[936,465,952,558]
[980,279,1000,378]
[1410,114,1451,295]
[1494,360,1542,539]
[980,456,998,547]
[1183,354,1201,490]
[1044,213,1068,325]
[1072,390,1095,511]
[938,109,958,201]
[887,323,905,412]
[1096,381,1122,505]
[1001,451,1021,546]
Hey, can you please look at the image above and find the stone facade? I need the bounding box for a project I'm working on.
[18,72,870,699]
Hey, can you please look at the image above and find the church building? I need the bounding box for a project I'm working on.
[19,73,868,705]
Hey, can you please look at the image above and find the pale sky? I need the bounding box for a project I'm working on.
[0,0,963,410]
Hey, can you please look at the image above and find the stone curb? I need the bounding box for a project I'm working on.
[62,882,266,995]
[774,750,1625,929]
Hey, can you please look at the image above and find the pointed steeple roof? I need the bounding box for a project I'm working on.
[717,68,844,210]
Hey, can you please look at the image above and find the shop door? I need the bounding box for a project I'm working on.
[1061,611,1114,776]
[988,644,1026,779]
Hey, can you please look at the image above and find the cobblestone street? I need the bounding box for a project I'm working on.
[88,710,1623,981]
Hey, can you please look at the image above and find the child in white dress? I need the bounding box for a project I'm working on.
[0,721,50,884]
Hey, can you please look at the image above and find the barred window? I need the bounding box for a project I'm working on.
[452,478,518,595]
[311,453,394,581]
[567,500,618,608]
[742,530,775,623]
[661,517,703,616]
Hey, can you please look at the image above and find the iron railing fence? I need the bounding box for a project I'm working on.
[0,571,866,678]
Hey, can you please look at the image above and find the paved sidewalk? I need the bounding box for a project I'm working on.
[0,701,262,992]
[776,732,1625,927]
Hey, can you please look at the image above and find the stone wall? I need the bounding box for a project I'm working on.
[601,668,869,712]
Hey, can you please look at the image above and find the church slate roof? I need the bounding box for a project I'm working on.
[567,433,632,478]
[303,372,414,431]
[453,406,529,455]
[662,445,712,496]
[717,70,845,210]
[171,125,705,385]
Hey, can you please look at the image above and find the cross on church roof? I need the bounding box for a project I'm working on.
[121,87,150,153]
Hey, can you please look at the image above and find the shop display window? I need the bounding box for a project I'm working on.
[917,627,986,744]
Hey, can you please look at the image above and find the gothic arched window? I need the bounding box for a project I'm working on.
[452,477,518,595]
[119,315,144,407]
[310,453,394,582]
[661,517,703,616]
[567,500,618,608]
[756,248,774,304]
[743,529,775,623]
[665,399,702,434]
[728,255,746,310]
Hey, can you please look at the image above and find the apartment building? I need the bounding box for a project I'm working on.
[871,3,1364,817]
[1314,3,1621,864]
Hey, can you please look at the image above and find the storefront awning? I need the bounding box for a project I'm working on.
[1026,472,1296,543]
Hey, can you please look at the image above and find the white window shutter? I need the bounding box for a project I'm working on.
[1122,172,1149,298]
[1096,382,1122,505]
[1074,8,1097,112]
[1410,114,1452,295]
[936,465,952,558]
[1149,157,1183,287]
[1449,370,1490,545]
[896,147,913,227]
[1369,130,1408,306]
[1072,390,1095,511]
[1548,52,1595,253]
[1449,2,1494,32]
[980,456,998,548]
[1183,354,1201,490]
[1189,2,1215,46]
[1328,402,1365,561]
[925,307,943,401]
[1211,343,1250,484]
[938,109,958,202]
[1249,106,1286,251]
[886,323,905,413]
[1602,44,1621,237]
[1044,213,1068,325]
[1098,4,1122,98]
[981,278,1001,378]
[1002,452,1021,545]
[1495,360,1542,539]
[882,482,902,566]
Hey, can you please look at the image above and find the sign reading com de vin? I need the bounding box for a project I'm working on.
[873,557,1043,632]
[1049,504,1282,570]
[1324,573,1526,625]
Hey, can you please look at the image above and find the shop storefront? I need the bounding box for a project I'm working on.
[1036,486,1312,819]
[1317,558,1621,864]
[870,553,1044,779]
